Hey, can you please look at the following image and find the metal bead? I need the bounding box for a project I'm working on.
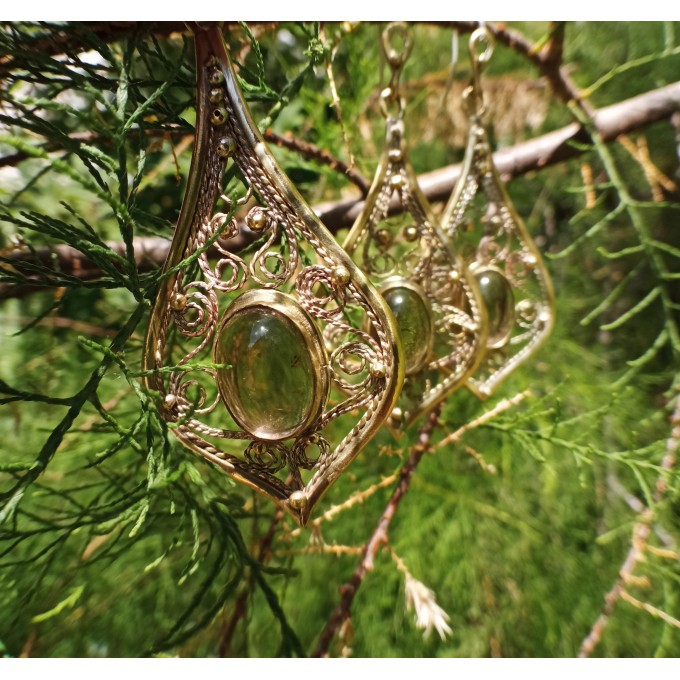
[390,174,405,188]
[216,137,235,158]
[525,253,537,266]
[331,265,351,286]
[376,228,393,246]
[209,69,224,85]
[288,490,307,509]
[389,407,403,425]
[170,293,187,311]
[246,207,268,232]
[210,107,228,126]
[209,88,223,104]
[370,361,386,379]
[403,226,418,242]
[388,148,403,162]
[164,394,177,409]
[448,269,460,282]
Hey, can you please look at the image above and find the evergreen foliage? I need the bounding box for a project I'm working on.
[0,21,679,657]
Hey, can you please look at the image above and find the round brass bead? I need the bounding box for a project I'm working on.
[448,269,460,282]
[388,148,403,162]
[170,293,187,311]
[209,69,225,85]
[370,361,387,379]
[331,265,351,286]
[211,107,228,126]
[403,226,418,242]
[389,407,403,425]
[390,174,405,189]
[209,88,223,104]
[288,490,307,509]
[376,228,393,246]
[246,208,268,232]
[216,137,235,158]
[163,394,177,409]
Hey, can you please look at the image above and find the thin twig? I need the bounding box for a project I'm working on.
[620,590,680,630]
[433,390,532,452]
[579,388,680,657]
[274,545,363,557]
[217,508,284,657]
[287,473,398,539]
[264,129,370,196]
[310,405,441,658]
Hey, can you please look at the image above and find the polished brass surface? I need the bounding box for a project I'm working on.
[343,23,487,429]
[143,24,403,526]
[441,28,555,398]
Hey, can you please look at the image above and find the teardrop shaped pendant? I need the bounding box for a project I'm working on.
[144,24,403,525]
[343,23,487,430]
[441,28,555,398]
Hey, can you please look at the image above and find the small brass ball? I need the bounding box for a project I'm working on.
[210,107,228,126]
[390,174,405,189]
[388,148,403,162]
[403,226,418,242]
[448,269,460,282]
[209,69,225,86]
[170,293,187,311]
[288,490,307,510]
[370,361,387,379]
[216,137,235,158]
[209,88,223,104]
[246,208,268,232]
[331,265,351,286]
[376,228,393,246]
[163,394,177,409]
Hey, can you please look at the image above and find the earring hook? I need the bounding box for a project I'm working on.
[379,22,413,119]
[465,25,494,118]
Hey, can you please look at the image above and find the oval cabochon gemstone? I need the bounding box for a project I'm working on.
[382,284,433,375]
[476,268,516,348]
[215,302,325,441]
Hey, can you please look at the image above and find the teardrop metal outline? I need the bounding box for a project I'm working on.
[441,75,555,398]
[143,24,404,525]
[343,110,487,430]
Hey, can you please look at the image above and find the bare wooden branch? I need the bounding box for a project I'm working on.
[2,81,680,301]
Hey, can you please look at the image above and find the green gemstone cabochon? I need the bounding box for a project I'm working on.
[215,304,323,440]
[382,285,433,375]
[476,268,515,348]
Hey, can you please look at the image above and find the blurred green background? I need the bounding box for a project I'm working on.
[0,22,679,657]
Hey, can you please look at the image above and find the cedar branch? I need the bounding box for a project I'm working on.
[3,80,679,301]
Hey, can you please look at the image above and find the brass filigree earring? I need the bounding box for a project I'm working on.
[343,23,487,430]
[441,28,555,397]
[143,24,403,526]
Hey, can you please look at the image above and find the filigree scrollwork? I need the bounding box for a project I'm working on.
[440,28,555,398]
[143,24,403,526]
[342,22,487,430]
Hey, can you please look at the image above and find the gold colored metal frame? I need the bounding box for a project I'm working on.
[343,23,487,429]
[143,24,403,526]
[442,28,555,398]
